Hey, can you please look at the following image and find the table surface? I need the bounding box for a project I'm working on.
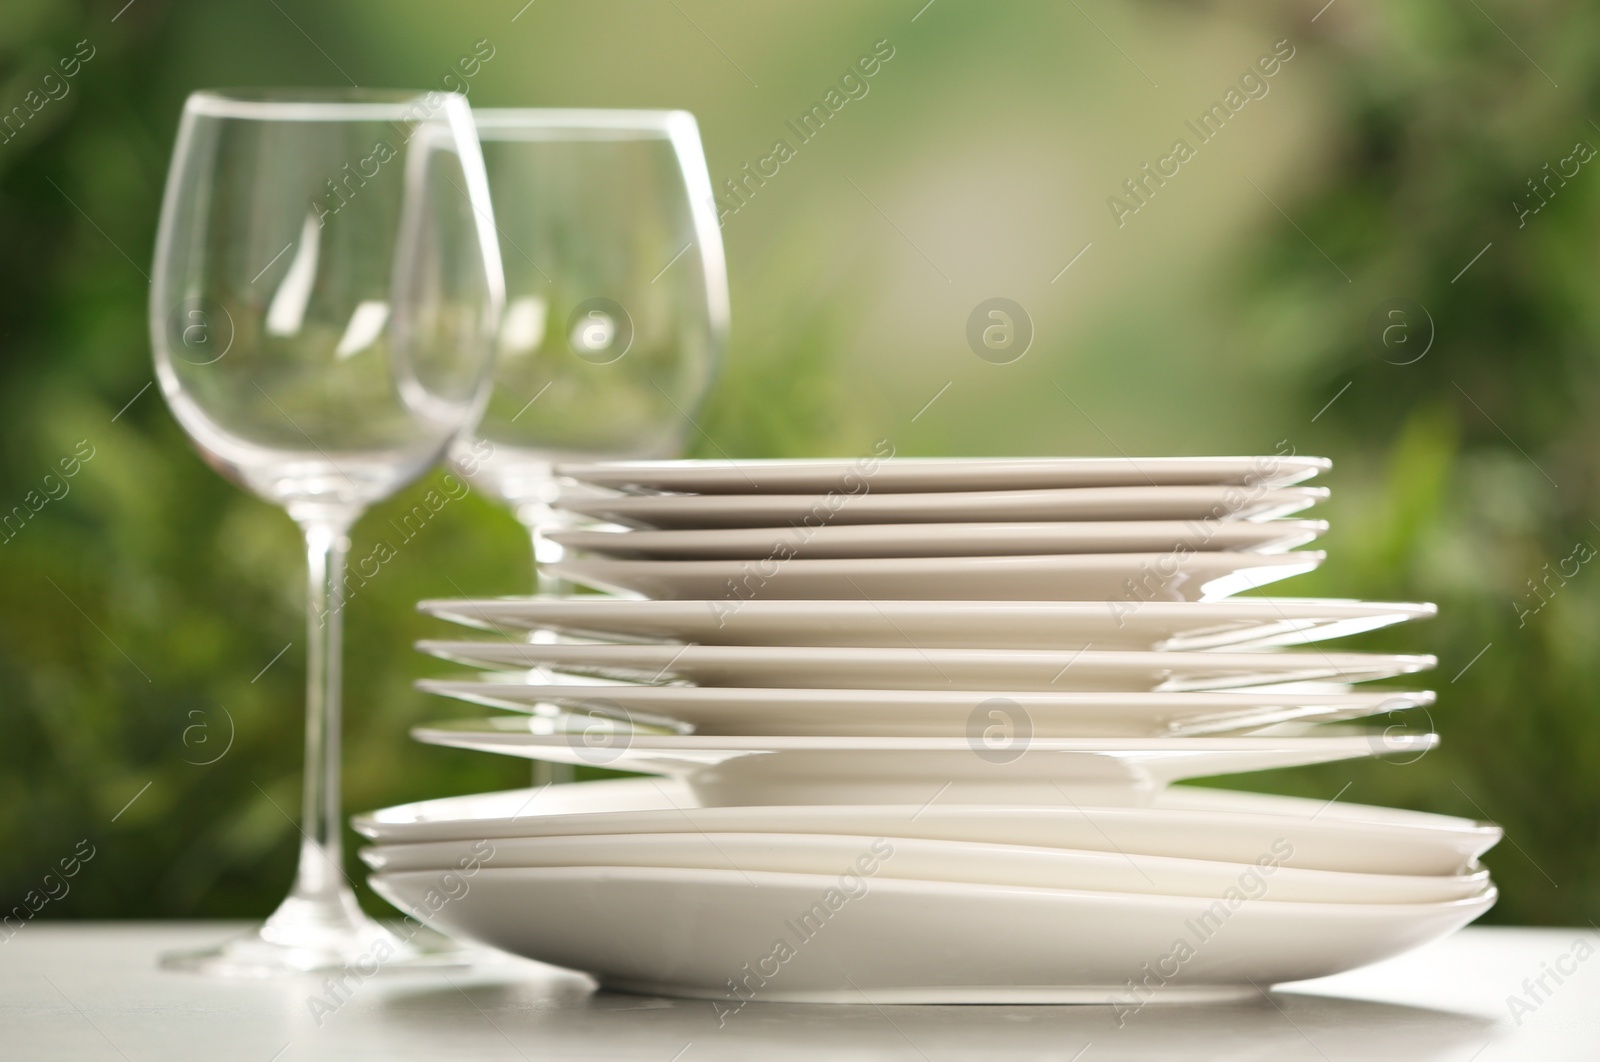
[2,923,1596,1060]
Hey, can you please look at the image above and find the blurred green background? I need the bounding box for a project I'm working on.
[2,0,1595,927]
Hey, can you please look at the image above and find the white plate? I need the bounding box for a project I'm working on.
[353,779,1501,876]
[559,485,1329,529]
[549,520,1328,560]
[549,551,1321,602]
[415,596,1437,651]
[415,641,1436,692]
[370,864,1494,1003]
[360,831,1488,904]
[556,455,1331,493]
[415,681,1436,738]
[408,719,1426,806]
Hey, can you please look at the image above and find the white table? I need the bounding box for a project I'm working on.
[2,923,1595,1060]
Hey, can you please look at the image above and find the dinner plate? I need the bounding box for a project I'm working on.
[352,779,1501,876]
[558,485,1329,529]
[415,681,1436,738]
[415,641,1436,692]
[369,865,1495,1003]
[415,596,1437,651]
[549,519,1328,560]
[555,455,1332,494]
[359,831,1489,904]
[408,718,1426,806]
[548,551,1322,602]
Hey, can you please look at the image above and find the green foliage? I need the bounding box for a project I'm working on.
[1219,3,1600,923]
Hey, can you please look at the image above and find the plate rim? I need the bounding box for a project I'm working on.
[372,861,1496,916]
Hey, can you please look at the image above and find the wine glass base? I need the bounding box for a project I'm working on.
[160,892,478,976]
[160,921,476,977]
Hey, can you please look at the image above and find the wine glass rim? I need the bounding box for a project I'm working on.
[472,107,696,141]
[186,87,467,121]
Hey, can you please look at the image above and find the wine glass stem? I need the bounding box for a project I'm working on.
[521,500,571,597]
[518,500,574,786]
[291,514,358,909]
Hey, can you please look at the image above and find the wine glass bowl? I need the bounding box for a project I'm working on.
[448,109,728,560]
[154,90,502,521]
[150,87,502,974]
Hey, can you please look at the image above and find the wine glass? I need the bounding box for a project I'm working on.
[448,109,728,587]
[150,88,503,975]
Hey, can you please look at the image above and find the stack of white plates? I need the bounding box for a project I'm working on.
[368,456,1499,1004]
